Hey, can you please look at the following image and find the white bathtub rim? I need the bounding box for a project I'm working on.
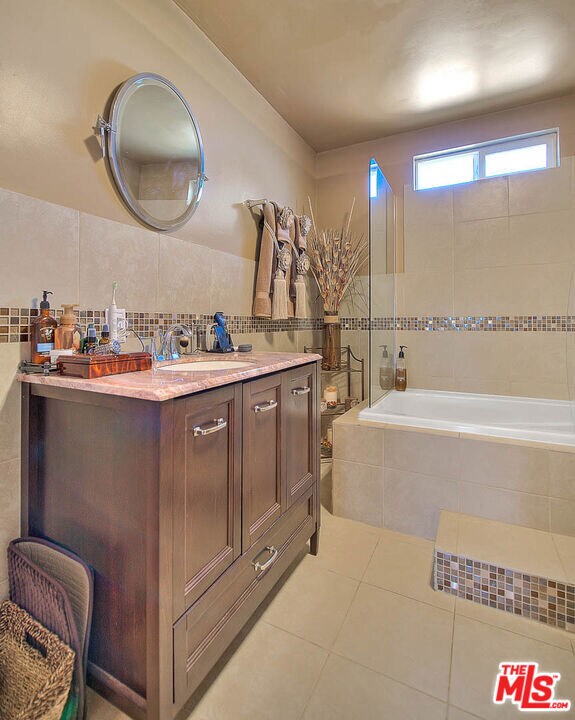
[357,388,575,452]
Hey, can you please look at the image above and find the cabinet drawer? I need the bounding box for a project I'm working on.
[173,488,316,710]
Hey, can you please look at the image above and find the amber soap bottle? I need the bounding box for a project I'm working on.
[30,291,58,364]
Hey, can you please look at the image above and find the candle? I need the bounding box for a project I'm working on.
[324,386,338,407]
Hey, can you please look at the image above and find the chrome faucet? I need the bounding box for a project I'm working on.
[157,323,195,361]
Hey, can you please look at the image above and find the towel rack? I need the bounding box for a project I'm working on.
[244,198,269,209]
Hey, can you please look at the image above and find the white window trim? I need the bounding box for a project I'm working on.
[413,128,559,191]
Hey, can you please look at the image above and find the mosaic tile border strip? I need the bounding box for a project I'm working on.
[346,315,575,332]
[0,308,325,344]
[434,549,575,633]
[2,308,575,343]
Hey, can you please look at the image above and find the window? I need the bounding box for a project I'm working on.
[413,129,559,191]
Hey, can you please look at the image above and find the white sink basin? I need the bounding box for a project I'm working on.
[158,360,253,372]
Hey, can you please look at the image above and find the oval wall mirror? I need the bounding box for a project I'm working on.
[102,73,206,231]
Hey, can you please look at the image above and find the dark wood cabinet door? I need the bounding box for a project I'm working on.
[242,374,284,550]
[173,384,242,619]
[283,365,317,507]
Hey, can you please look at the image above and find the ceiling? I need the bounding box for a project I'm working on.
[174,0,575,152]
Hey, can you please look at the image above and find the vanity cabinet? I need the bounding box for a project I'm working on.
[21,360,320,720]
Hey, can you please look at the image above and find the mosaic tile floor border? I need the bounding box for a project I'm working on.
[434,549,575,633]
[2,307,574,343]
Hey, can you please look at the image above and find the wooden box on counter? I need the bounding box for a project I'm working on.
[58,352,151,379]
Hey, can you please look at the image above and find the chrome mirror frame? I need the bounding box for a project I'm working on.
[98,72,206,232]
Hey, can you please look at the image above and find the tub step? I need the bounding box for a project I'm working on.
[434,511,574,633]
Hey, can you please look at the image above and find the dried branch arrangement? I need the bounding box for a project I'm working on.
[307,197,368,314]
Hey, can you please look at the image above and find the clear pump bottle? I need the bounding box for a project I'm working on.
[379,344,394,390]
[395,345,407,392]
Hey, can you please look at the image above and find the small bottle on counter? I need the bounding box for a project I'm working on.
[99,323,111,346]
[83,324,98,354]
[30,291,58,365]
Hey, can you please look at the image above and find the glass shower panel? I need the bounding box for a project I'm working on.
[369,159,396,406]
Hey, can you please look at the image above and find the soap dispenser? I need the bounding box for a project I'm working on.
[54,304,81,352]
[379,344,394,390]
[395,345,407,392]
[30,291,58,364]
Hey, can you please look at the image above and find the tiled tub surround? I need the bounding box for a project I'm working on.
[434,512,575,633]
[397,157,575,398]
[332,404,575,540]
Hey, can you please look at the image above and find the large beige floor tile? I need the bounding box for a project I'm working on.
[363,535,455,610]
[311,509,380,580]
[262,559,359,649]
[450,615,575,719]
[455,598,573,651]
[86,688,129,719]
[189,622,327,720]
[333,584,453,700]
[303,653,447,720]
[448,707,485,720]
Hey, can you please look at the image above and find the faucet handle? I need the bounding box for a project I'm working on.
[169,336,180,361]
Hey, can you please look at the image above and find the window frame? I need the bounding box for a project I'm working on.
[413,128,559,191]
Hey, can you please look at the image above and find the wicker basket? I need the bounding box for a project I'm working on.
[0,600,75,720]
[8,538,93,720]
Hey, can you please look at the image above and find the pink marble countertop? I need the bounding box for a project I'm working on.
[18,351,322,402]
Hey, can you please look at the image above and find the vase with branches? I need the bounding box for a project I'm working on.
[307,198,368,370]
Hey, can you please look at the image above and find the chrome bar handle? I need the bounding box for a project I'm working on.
[253,400,278,413]
[193,418,227,437]
[291,386,311,396]
[252,546,278,573]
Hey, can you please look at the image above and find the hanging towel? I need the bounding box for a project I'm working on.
[273,204,296,319]
[294,215,311,318]
[252,202,277,318]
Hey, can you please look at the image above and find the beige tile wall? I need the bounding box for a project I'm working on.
[333,413,575,539]
[399,158,575,399]
[0,186,326,592]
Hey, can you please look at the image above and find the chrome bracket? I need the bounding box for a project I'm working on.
[95,115,112,158]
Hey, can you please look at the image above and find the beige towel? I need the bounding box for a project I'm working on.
[252,202,277,318]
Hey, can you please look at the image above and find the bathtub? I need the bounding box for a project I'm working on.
[358,388,575,448]
[334,388,575,539]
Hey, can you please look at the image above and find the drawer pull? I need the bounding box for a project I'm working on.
[193,418,227,437]
[291,386,310,396]
[253,400,278,413]
[252,546,278,573]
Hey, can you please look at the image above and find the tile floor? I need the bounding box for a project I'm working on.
[87,505,575,720]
